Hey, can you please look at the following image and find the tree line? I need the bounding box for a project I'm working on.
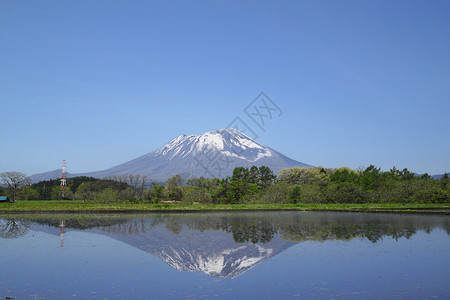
[1,166,449,204]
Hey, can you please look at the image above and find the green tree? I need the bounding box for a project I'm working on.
[248,166,259,184]
[74,182,96,202]
[227,167,250,203]
[182,186,212,203]
[440,173,448,190]
[95,189,119,203]
[167,187,183,201]
[258,166,276,189]
[386,167,402,180]
[211,178,230,204]
[186,177,209,188]
[50,186,74,200]
[412,185,449,203]
[121,174,147,200]
[166,175,183,201]
[359,165,382,190]
[330,167,359,184]
[256,182,292,204]
[119,187,136,202]
[67,176,99,193]
[167,174,183,188]
[17,186,40,200]
[420,173,431,179]
[289,185,302,204]
[323,182,367,203]
[400,168,415,180]
[148,182,165,203]
[278,167,327,185]
[278,167,302,184]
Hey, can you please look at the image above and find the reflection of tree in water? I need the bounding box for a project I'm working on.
[29,215,157,236]
[277,214,439,243]
[100,218,159,235]
[3,212,448,244]
[0,215,135,234]
[165,219,183,234]
[0,218,31,239]
[151,213,448,244]
[278,223,417,243]
[223,219,276,244]
[32,217,132,231]
[108,213,447,244]
[145,214,277,243]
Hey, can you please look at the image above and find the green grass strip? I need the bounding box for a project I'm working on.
[0,201,448,214]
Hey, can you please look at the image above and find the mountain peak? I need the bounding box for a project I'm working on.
[156,128,268,162]
[31,129,312,182]
[206,128,242,135]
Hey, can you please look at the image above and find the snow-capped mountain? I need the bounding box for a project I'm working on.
[30,217,296,278]
[145,232,284,278]
[31,128,312,182]
[153,128,273,162]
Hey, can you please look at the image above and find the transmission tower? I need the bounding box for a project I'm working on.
[60,160,67,200]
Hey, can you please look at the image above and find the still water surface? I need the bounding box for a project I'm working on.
[0,211,449,299]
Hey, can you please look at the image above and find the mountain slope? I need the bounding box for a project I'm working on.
[30,169,74,183]
[31,128,312,182]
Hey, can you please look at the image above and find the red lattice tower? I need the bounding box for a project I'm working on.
[60,160,67,199]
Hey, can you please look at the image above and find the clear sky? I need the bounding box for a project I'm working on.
[1,0,449,176]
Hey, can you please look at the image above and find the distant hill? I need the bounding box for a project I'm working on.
[31,128,312,183]
[431,173,448,179]
[30,169,75,183]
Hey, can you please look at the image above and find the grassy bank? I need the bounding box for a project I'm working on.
[0,201,449,214]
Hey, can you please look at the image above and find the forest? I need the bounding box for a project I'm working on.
[2,166,448,204]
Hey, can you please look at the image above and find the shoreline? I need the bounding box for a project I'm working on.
[0,202,449,215]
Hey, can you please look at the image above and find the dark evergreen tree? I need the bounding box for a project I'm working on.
[289,185,302,204]
[227,167,250,203]
[249,166,259,184]
[258,166,275,189]
[440,173,448,189]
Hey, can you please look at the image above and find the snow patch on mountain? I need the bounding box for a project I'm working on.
[152,128,273,162]
[155,243,276,278]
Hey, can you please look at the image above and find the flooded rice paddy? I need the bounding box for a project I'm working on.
[0,211,449,299]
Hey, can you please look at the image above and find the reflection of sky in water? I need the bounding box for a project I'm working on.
[2,231,167,298]
[0,213,449,299]
[1,230,220,299]
[253,230,450,299]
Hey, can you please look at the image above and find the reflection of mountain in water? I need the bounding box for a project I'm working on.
[120,226,291,278]
[158,243,273,278]
[3,212,449,278]
[88,215,294,278]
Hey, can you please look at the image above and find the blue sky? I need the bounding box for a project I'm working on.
[1,0,449,176]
